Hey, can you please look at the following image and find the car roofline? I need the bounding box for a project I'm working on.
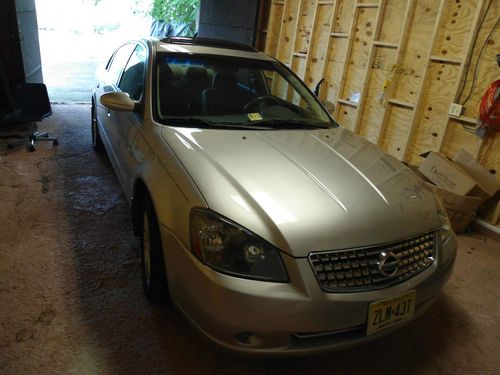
[160,36,258,53]
[147,37,276,62]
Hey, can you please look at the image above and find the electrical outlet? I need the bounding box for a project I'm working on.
[449,103,463,117]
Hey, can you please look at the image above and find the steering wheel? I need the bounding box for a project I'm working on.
[243,95,281,112]
[244,95,308,117]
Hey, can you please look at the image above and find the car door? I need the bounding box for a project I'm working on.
[97,43,136,190]
[111,43,148,197]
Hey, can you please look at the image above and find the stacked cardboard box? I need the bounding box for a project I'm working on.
[453,150,500,227]
[418,150,500,233]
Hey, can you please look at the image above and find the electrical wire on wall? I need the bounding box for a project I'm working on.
[479,80,500,164]
[452,0,500,156]
[457,0,499,107]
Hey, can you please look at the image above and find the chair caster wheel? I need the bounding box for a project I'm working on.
[28,145,35,152]
[53,140,58,146]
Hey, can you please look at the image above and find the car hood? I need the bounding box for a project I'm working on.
[161,126,439,257]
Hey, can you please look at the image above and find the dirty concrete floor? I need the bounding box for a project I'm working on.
[0,104,499,375]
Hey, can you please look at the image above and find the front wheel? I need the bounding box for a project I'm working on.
[141,194,169,304]
[91,102,105,153]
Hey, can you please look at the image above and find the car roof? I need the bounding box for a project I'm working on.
[150,37,276,62]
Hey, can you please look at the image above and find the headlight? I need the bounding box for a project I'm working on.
[435,196,453,244]
[190,209,288,282]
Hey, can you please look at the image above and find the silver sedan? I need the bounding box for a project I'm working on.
[91,37,456,355]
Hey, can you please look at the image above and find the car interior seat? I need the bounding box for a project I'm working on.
[158,63,189,117]
[186,66,210,115]
[202,72,251,116]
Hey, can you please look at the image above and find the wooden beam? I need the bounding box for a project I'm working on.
[437,0,487,157]
[333,3,360,119]
[303,0,322,85]
[400,0,447,161]
[352,0,387,134]
[316,0,341,101]
[264,1,286,57]
[275,0,301,65]
[375,0,416,146]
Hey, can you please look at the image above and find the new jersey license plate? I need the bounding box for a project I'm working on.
[367,290,416,336]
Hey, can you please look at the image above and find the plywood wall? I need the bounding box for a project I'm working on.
[258,0,500,174]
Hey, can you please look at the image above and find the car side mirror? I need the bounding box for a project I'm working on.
[323,100,335,113]
[100,92,136,112]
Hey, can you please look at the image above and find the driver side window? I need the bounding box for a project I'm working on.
[119,44,147,101]
[108,44,135,87]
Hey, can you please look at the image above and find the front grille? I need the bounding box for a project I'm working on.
[309,231,436,292]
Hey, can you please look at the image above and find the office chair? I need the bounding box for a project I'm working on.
[3,83,57,151]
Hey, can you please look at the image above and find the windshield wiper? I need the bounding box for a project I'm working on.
[162,117,213,127]
[162,117,331,130]
[162,117,270,130]
[242,118,331,129]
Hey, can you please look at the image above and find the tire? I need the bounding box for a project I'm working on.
[91,103,105,153]
[140,194,169,304]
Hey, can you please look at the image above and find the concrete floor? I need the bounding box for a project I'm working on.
[0,104,499,375]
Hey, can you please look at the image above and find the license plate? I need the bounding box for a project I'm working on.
[367,290,416,336]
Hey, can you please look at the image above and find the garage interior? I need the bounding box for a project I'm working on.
[1,0,499,374]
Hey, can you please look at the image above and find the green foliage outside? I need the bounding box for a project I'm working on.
[88,0,199,35]
[90,0,199,26]
[151,0,199,29]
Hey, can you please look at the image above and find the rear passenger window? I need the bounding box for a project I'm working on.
[119,44,147,101]
[108,44,135,86]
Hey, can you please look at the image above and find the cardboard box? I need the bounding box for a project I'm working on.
[478,192,500,226]
[426,182,483,233]
[418,152,489,200]
[453,149,500,197]
[486,201,500,225]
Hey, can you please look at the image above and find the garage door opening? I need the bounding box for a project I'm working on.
[35,0,199,103]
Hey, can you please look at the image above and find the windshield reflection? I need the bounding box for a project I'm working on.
[154,54,335,130]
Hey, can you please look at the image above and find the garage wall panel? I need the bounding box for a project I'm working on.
[358,46,396,143]
[379,104,413,160]
[378,0,406,44]
[259,0,500,175]
[391,0,440,107]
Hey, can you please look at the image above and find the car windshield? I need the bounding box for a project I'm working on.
[154,53,336,130]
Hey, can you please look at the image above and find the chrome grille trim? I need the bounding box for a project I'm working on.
[308,231,436,293]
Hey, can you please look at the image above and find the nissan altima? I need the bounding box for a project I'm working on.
[91,36,456,355]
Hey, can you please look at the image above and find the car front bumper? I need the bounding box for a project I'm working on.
[162,227,457,356]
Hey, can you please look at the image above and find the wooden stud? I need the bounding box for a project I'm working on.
[338,98,359,107]
[316,0,342,101]
[303,0,321,86]
[356,3,379,8]
[372,40,398,48]
[333,3,360,119]
[352,0,387,134]
[375,0,416,146]
[285,0,309,100]
[429,55,463,65]
[275,0,301,65]
[387,98,415,108]
[304,2,336,90]
[255,0,271,51]
[400,0,448,161]
[264,1,286,57]
[437,0,486,156]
